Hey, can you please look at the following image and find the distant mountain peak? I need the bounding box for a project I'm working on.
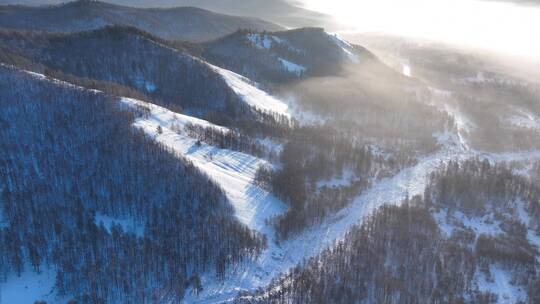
[0,0,283,42]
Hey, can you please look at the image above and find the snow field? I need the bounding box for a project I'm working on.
[121,97,287,232]
[209,64,291,118]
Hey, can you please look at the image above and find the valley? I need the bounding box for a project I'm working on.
[0,1,539,303]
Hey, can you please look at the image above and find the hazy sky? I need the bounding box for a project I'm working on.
[299,0,540,59]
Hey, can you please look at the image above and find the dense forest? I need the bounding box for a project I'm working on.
[256,125,416,239]
[0,66,265,303]
[0,5,537,302]
[0,26,300,142]
[0,0,282,42]
[239,159,540,303]
[424,158,540,236]
[202,28,365,84]
[0,27,251,123]
[273,52,455,154]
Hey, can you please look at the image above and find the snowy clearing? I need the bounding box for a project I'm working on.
[192,136,472,303]
[6,64,540,304]
[0,266,69,304]
[209,64,291,118]
[316,169,357,189]
[122,97,287,231]
[247,33,276,50]
[278,58,306,76]
[246,33,301,54]
[432,210,503,237]
[192,82,540,303]
[329,34,360,63]
[120,97,229,133]
[475,265,527,303]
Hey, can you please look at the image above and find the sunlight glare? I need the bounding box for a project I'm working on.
[301,0,540,59]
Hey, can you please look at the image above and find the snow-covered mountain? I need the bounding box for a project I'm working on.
[0,0,339,30]
[1,3,540,304]
[202,27,370,84]
[0,0,283,41]
[0,26,293,126]
[0,64,268,303]
[348,33,540,152]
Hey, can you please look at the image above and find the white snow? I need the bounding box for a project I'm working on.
[192,79,540,302]
[475,265,527,303]
[246,34,301,54]
[120,97,229,133]
[427,86,475,151]
[516,200,540,263]
[402,64,412,77]
[121,97,287,231]
[247,33,275,50]
[431,198,538,303]
[504,107,540,131]
[478,149,540,164]
[0,266,69,304]
[432,209,502,237]
[329,34,360,63]
[95,213,144,237]
[1,63,101,94]
[209,65,291,118]
[192,140,471,303]
[278,58,306,76]
[256,137,284,156]
[316,170,356,189]
[145,82,156,93]
[459,72,527,87]
[7,63,540,304]
[135,76,156,93]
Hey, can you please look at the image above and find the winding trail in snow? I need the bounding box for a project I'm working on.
[6,64,540,304]
[119,64,540,303]
[190,88,540,303]
[190,140,472,303]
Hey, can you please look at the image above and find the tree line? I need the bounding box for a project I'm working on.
[0,66,266,303]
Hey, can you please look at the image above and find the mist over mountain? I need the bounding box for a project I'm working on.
[0,1,539,304]
[0,0,283,41]
[0,0,339,29]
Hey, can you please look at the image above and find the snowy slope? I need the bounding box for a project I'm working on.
[433,206,531,303]
[278,58,306,75]
[120,97,287,231]
[329,33,360,63]
[208,64,291,118]
[192,82,540,303]
[121,97,229,133]
[5,64,540,304]
[0,67,287,304]
[0,267,69,304]
[191,136,471,303]
[246,33,299,53]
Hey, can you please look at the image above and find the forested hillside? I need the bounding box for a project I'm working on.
[0,0,283,41]
[1,2,539,303]
[257,125,416,239]
[203,28,370,84]
[0,27,249,119]
[237,159,540,303]
[0,65,265,303]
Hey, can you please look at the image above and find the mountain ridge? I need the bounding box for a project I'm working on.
[0,0,284,41]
